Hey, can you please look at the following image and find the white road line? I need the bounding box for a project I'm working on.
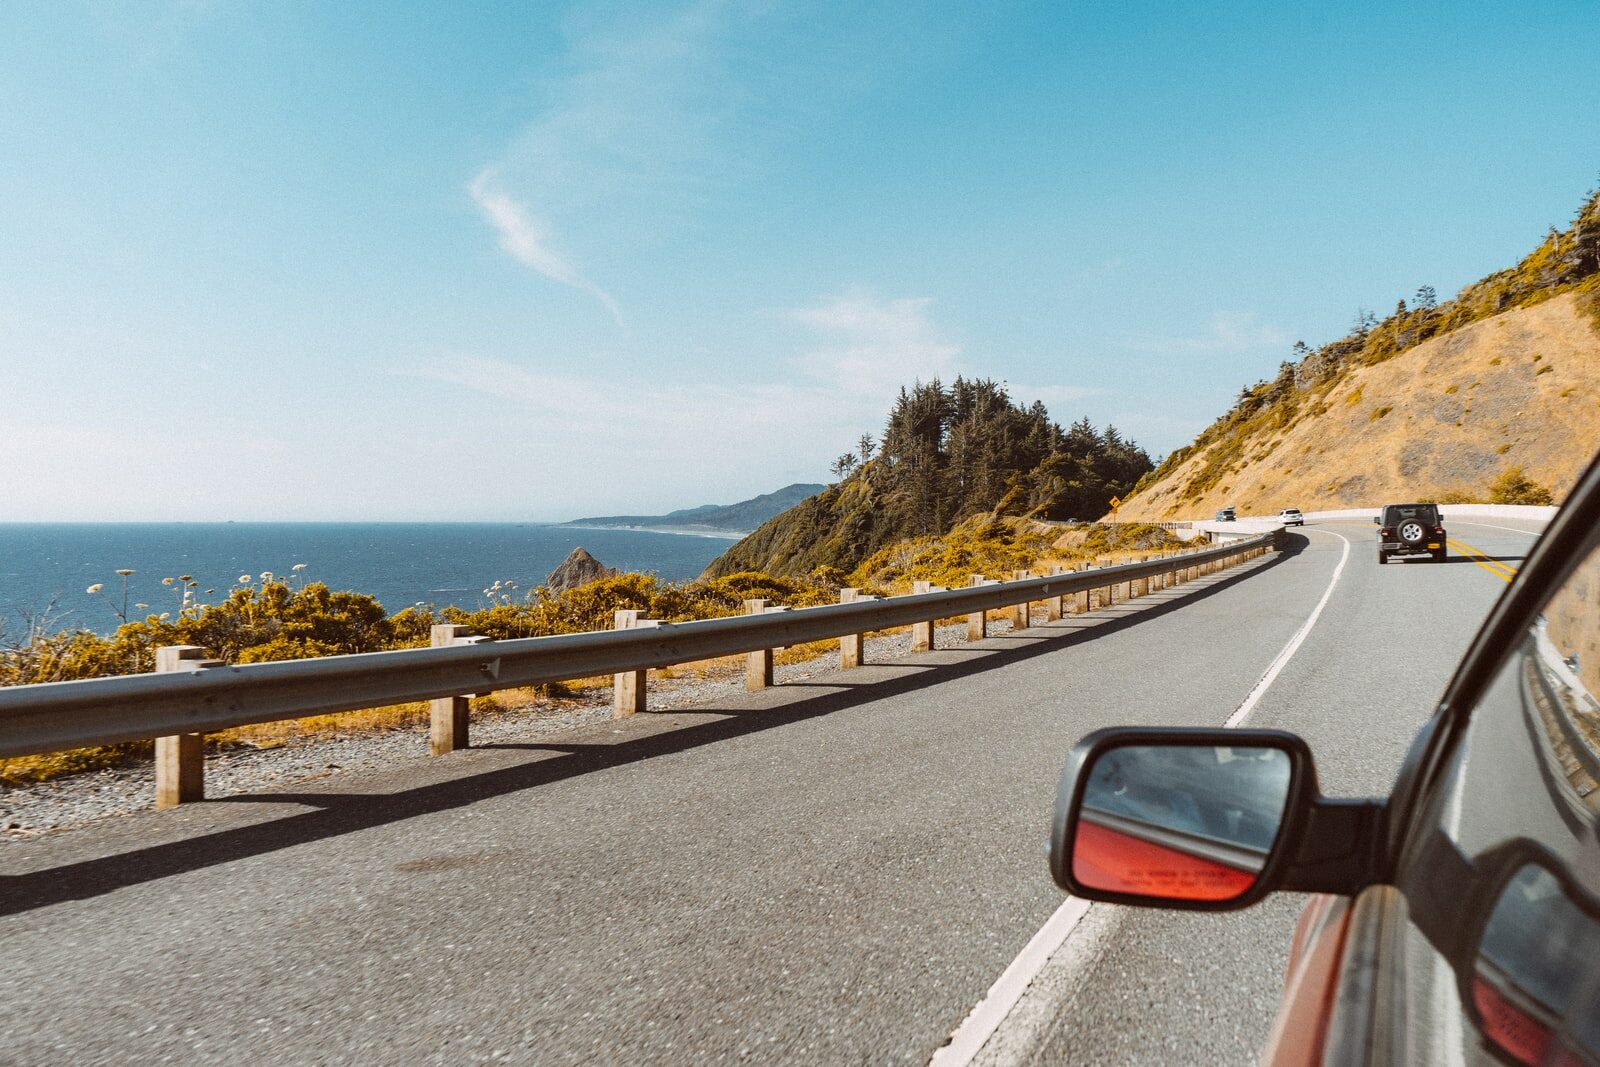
[929,897,1093,1066]
[1224,529,1351,728]
[934,528,1353,1066]
[1449,519,1547,537]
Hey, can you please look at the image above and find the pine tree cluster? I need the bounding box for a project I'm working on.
[707,377,1153,577]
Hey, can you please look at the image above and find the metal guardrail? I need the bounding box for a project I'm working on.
[0,532,1277,801]
[1526,626,1600,805]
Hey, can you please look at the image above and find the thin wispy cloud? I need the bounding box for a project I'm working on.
[409,353,864,501]
[404,283,1108,515]
[1128,312,1291,355]
[468,169,624,327]
[462,3,757,332]
[787,290,964,397]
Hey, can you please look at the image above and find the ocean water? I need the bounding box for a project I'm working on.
[0,524,737,635]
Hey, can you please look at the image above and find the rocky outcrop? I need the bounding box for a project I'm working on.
[545,547,618,593]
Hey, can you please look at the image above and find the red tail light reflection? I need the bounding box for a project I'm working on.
[1073,820,1257,901]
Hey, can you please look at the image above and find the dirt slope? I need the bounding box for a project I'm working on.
[1120,293,1600,519]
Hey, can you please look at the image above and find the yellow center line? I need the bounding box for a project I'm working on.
[1447,538,1519,583]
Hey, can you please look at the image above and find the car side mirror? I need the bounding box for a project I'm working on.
[1049,728,1383,910]
[1373,516,1381,525]
[1459,847,1600,1066]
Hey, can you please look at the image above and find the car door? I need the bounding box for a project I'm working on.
[1377,476,1600,1064]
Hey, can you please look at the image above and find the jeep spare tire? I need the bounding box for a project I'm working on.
[1398,520,1427,545]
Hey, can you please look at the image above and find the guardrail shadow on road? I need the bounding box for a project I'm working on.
[0,538,1306,919]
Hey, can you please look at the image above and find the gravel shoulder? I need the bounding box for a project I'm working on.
[0,621,984,840]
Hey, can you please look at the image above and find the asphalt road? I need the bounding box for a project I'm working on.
[0,520,1542,1065]
[991,519,1543,1064]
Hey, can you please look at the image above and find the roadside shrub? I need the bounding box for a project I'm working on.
[1488,467,1555,506]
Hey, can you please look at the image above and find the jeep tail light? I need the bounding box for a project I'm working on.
[1433,526,1445,535]
[1381,527,1393,537]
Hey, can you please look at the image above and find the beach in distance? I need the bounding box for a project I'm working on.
[0,523,734,636]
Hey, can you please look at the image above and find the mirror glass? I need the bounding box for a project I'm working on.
[1072,744,1292,901]
[1471,861,1600,1066]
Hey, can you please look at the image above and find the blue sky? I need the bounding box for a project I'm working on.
[2,1,1597,521]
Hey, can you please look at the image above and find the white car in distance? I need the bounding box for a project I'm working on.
[1278,508,1305,526]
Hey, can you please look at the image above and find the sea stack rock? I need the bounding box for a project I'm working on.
[546,547,619,593]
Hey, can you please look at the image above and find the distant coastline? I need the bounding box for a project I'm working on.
[559,523,746,540]
[558,483,821,541]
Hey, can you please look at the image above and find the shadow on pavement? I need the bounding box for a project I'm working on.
[0,536,1306,917]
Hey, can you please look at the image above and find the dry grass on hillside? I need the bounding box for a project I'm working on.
[1122,293,1600,518]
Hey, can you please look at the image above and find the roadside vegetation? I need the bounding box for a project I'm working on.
[1435,466,1558,506]
[2,516,1190,785]
[1128,184,1600,512]
[707,377,1155,578]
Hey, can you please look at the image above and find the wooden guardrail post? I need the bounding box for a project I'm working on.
[613,610,659,716]
[967,575,988,639]
[1045,566,1065,621]
[840,589,868,668]
[1098,559,1115,608]
[744,599,774,690]
[1074,562,1092,614]
[154,645,222,808]
[1009,570,1031,630]
[910,581,943,652]
[429,624,474,754]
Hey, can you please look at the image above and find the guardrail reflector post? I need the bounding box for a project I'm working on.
[744,599,774,690]
[1045,566,1065,621]
[911,582,938,652]
[154,645,217,808]
[613,610,656,715]
[1009,571,1031,630]
[428,624,475,754]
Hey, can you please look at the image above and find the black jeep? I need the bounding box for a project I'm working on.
[1375,502,1447,563]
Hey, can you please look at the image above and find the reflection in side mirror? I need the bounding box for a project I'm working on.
[1051,731,1305,908]
[1467,859,1600,1066]
[1373,516,1381,525]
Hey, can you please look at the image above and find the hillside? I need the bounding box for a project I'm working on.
[1120,188,1600,518]
[706,378,1152,578]
[563,483,825,534]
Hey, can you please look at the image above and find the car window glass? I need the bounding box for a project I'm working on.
[1384,505,1439,524]
[1398,525,1600,1065]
